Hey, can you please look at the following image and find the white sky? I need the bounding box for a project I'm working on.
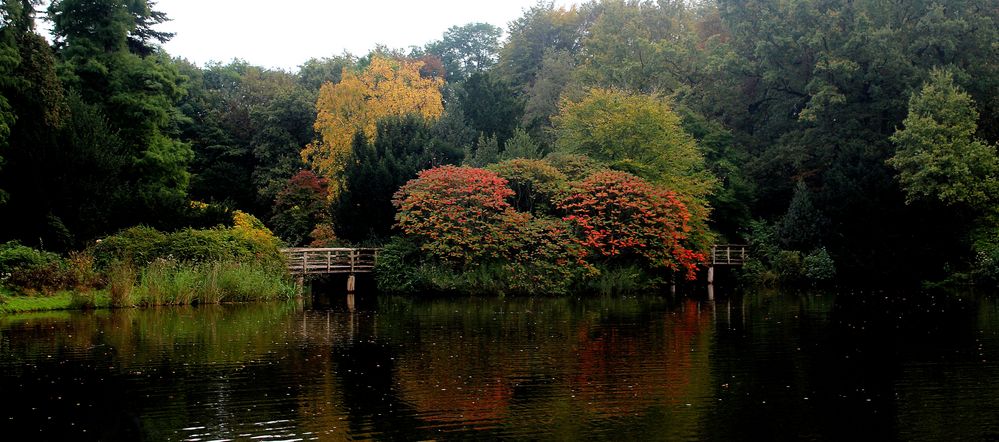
[154,0,576,71]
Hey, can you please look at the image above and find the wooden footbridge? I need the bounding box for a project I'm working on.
[280,248,380,292]
[281,248,380,275]
[710,244,748,266]
[280,244,747,294]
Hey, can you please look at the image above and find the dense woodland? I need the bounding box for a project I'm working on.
[1,0,998,288]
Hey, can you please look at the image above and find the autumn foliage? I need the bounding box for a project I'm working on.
[393,166,522,263]
[392,164,706,289]
[303,55,445,194]
[391,165,589,293]
[557,171,705,279]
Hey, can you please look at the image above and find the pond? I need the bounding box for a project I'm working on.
[1,290,998,440]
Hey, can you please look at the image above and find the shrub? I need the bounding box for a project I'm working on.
[90,226,168,269]
[0,241,74,294]
[803,247,836,281]
[741,220,838,286]
[486,159,567,214]
[157,228,236,263]
[774,250,805,282]
[543,153,607,180]
[270,170,330,246]
[556,171,706,279]
[374,237,430,294]
[376,222,589,296]
[500,217,592,294]
[582,265,660,296]
[975,247,999,285]
[91,212,284,271]
[67,251,101,291]
[393,165,521,264]
[231,211,284,268]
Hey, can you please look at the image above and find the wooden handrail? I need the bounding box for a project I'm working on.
[710,244,748,266]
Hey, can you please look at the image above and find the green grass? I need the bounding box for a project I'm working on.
[0,290,112,314]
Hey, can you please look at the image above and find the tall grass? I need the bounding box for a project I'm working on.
[108,261,137,307]
[133,260,295,306]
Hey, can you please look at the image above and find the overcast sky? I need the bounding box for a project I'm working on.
[151,0,574,71]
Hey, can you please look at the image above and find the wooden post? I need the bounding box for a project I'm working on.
[347,274,356,292]
[707,265,715,285]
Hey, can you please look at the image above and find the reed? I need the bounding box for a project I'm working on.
[108,261,137,307]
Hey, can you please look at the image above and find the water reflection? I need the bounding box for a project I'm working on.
[1,292,998,440]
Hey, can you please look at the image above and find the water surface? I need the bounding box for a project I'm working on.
[1,291,998,440]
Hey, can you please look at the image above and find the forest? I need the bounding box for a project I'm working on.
[1,0,998,294]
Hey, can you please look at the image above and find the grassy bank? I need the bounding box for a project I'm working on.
[1,262,296,314]
[0,291,112,314]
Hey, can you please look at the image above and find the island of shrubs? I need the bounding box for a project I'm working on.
[376,155,707,296]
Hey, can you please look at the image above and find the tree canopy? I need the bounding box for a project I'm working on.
[302,55,444,193]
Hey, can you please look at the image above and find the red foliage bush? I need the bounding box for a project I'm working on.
[557,170,706,279]
[393,166,521,264]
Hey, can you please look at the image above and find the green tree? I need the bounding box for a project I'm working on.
[424,22,502,82]
[521,48,575,145]
[575,0,701,94]
[464,133,499,167]
[500,127,543,160]
[457,72,524,146]
[178,61,315,214]
[297,54,355,92]
[498,2,586,91]
[888,70,999,209]
[778,181,826,250]
[0,1,68,245]
[553,88,713,197]
[50,0,193,224]
[705,0,998,280]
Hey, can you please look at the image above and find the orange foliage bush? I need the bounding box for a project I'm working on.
[557,170,705,279]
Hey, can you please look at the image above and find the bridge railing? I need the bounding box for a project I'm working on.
[280,248,381,275]
[711,244,748,266]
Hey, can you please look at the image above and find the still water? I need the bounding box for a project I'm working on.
[1,291,999,440]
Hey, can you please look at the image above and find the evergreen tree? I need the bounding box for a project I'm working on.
[335,115,457,243]
[464,133,499,167]
[500,128,543,160]
[457,72,524,146]
[49,0,192,227]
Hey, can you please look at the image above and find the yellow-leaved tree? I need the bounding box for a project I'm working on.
[302,56,444,196]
